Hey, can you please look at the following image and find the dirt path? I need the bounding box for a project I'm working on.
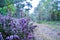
[33,23,60,40]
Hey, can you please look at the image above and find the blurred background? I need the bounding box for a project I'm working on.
[0,0,60,22]
[0,0,60,40]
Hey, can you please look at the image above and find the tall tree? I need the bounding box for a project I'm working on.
[0,0,32,17]
[34,0,59,22]
[14,1,32,18]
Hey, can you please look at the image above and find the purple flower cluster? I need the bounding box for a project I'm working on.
[0,14,37,40]
[6,35,20,40]
[0,32,4,40]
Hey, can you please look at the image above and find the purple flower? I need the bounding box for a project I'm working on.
[0,32,4,40]
[6,36,10,40]
[28,32,33,39]
[6,35,20,40]
[12,35,20,40]
[9,35,13,40]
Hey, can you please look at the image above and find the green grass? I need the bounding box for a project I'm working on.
[38,21,60,31]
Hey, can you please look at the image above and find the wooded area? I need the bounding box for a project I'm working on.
[32,0,60,22]
[0,0,60,40]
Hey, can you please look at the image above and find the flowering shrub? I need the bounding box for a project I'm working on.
[0,14,37,40]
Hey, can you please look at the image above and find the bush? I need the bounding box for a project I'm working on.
[0,14,37,40]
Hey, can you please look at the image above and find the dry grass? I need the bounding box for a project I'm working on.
[33,23,60,40]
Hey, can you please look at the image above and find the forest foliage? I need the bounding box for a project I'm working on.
[33,0,60,22]
[0,0,32,18]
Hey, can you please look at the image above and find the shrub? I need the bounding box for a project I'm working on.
[0,14,37,40]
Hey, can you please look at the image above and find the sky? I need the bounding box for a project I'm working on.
[14,0,41,14]
[26,0,41,14]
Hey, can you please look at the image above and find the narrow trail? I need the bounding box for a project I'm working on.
[33,23,60,40]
